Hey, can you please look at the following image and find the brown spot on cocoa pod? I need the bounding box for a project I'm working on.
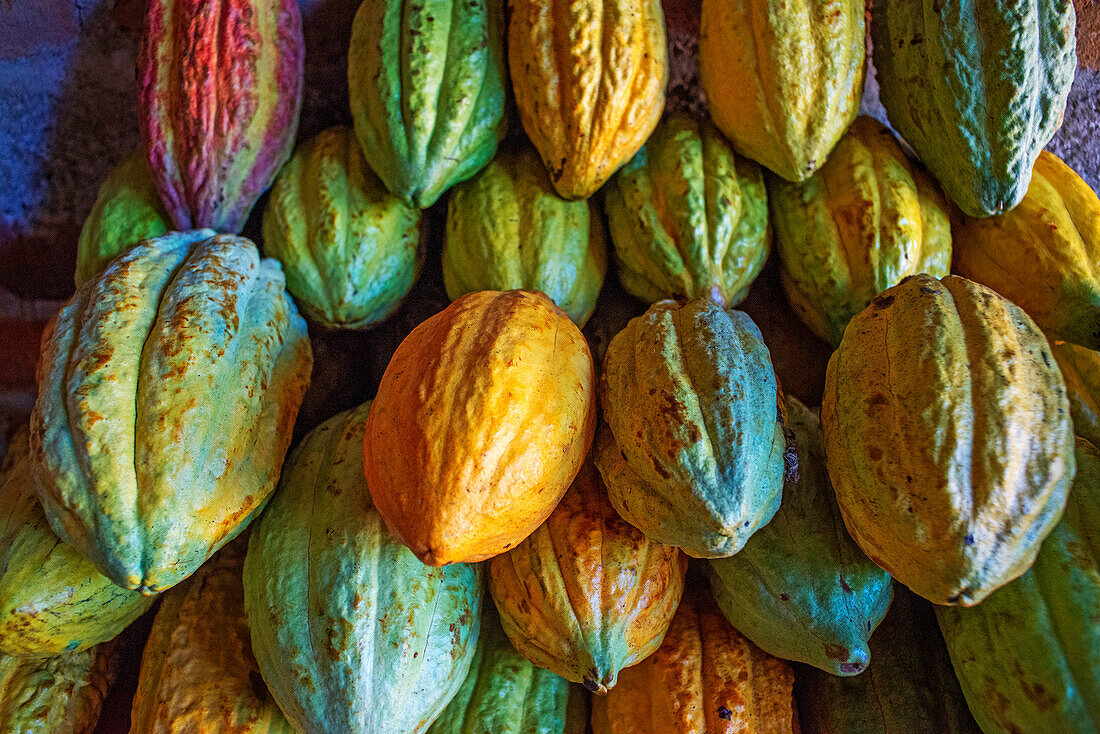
[872,294,894,310]
[824,643,850,661]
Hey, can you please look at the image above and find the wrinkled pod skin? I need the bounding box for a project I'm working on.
[0,638,120,734]
[594,298,786,558]
[508,0,669,199]
[245,403,483,734]
[427,606,571,734]
[770,115,952,346]
[591,589,797,733]
[129,538,293,734]
[707,396,893,676]
[488,460,687,695]
[30,230,313,594]
[604,114,770,308]
[0,427,154,658]
[348,0,507,208]
[75,149,171,287]
[262,126,423,330]
[796,584,981,734]
[822,274,1075,605]
[443,145,607,327]
[953,150,1100,349]
[935,438,1099,734]
[139,0,304,232]
[699,0,865,182]
[364,290,596,566]
[871,0,1076,217]
[1052,340,1100,449]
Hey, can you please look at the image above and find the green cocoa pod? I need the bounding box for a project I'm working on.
[594,299,785,558]
[707,396,893,675]
[262,126,422,330]
[0,639,120,734]
[1053,341,1100,449]
[348,0,506,208]
[871,0,1077,217]
[428,607,570,734]
[31,231,312,594]
[0,428,153,658]
[796,585,981,734]
[604,114,770,308]
[770,116,952,346]
[442,145,606,327]
[244,403,483,734]
[935,437,1099,734]
[75,150,172,287]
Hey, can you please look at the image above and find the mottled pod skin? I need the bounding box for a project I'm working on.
[130,539,293,734]
[954,151,1100,349]
[427,608,571,734]
[935,438,1099,734]
[262,126,423,330]
[364,290,596,566]
[30,231,313,594]
[872,0,1076,217]
[508,0,668,199]
[488,461,687,694]
[140,0,304,233]
[0,429,153,658]
[348,0,507,208]
[75,149,171,287]
[771,116,952,346]
[594,299,785,558]
[699,0,865,182]
[797,585,981,734]
[604,114,770,308]
[245,404,483,734]
[591,589,797,734]
[1053,341,1100,449]
[822,274,1075,606]
[707,397,893,676]
[443,146,607,327]
[0,639,119,734]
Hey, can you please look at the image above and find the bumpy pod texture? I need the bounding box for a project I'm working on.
[591,589,797,734]
[130,540,293,734]
[30,230,312,594]
[488,461,687,695]
[364,290,596,566]
[443,146,607,327]
[797,585,981,734]
[0,429,153,658]
[0,639,119,734]
[604,114,770,308]
[75,149,171,287]
[822,274,1075,606]
[1053,341,1100,449]
[771,116,952,346]
[935,438,1099,734]
[427,608,571,734]
[954,151,1100,349]
[139,0,304,233]
[707,397,893,676]
[262,126,422,329]
[594,299,785,558]
[508,0,668,199]
[699,0,865,182]
[244,404,483,734]
[348,0,506,209]
[872,0,1076,217]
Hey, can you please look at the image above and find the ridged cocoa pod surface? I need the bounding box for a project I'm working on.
[139,0,304,232]
[508,0,668,199]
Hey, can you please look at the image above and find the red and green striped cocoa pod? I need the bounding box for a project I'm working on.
[139,0,305,233]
